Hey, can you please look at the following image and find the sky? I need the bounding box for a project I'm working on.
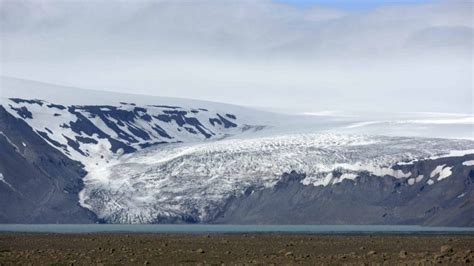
[0,0,472,114]
[277,0,436,10]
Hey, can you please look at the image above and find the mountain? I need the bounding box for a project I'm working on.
[1,77,473,225]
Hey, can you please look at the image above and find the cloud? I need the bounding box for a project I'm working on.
[0,0,472,113]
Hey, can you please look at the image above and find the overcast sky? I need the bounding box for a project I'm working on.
[0,0,472,114]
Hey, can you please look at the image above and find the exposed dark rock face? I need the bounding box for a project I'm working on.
[214,155,474,227]
[0,106,96,223]
[209,114,238,128]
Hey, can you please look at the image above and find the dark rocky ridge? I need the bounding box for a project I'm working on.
[214,155,474,226]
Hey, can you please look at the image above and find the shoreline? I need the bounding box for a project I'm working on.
[0,224,473,235]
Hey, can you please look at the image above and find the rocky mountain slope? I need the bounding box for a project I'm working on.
[216,155,474,227]
[0,106,96,223]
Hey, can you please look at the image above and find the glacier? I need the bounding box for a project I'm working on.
[79,133,474,223]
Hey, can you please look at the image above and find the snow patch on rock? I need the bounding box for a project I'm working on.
[415,174,424,183]
[430,164,453,181]
[462,160,474,166]
[0,173,16,192]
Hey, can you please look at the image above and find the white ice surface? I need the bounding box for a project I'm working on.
[77,133,474,223]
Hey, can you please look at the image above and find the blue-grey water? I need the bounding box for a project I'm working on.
[0,224,473,234]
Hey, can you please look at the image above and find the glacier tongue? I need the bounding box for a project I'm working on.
[80,133,474,223]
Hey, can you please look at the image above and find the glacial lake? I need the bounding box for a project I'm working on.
[0,224,473,234]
